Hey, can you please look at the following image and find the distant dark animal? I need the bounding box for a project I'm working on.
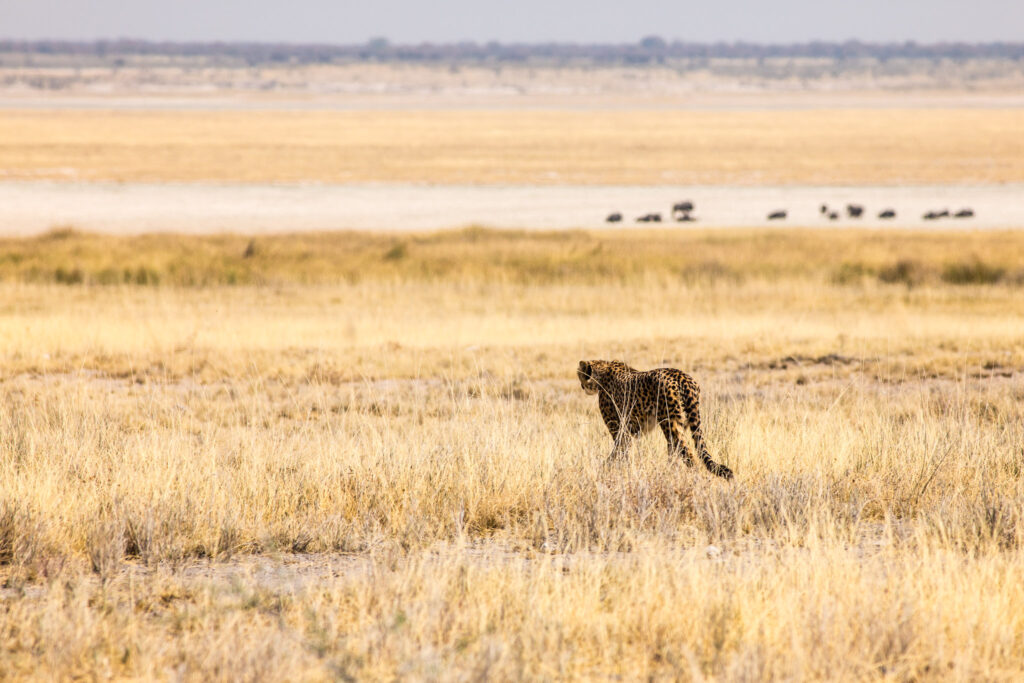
[673,201,694,214]
[923,210,950,220]
[954,208,974,218]
[846,204,864,218]
[767,210,787,220]
[828,212,839,220]
[878,209,896,219]
[820,204,829,214]
[636,213,662,223]
[606,212,623,223]
[676,213,696,222]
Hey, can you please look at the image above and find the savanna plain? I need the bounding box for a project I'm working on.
[3,58,1024,679]
[2,227,1024,680]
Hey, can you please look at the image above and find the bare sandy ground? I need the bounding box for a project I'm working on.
[4,59,1024,110]
[0,181,1021,235]
[6,91,1024,112]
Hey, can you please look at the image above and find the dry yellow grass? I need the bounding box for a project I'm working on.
[3,108,1024,184]
[4,225,1024,288]
[1,228,1024,678]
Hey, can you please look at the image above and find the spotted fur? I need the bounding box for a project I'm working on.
[577,360,733,480]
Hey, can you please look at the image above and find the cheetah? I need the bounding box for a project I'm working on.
[577,360,733,480]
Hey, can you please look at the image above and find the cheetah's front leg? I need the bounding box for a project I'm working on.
[599,394,631,459]
[603,414,633,459]
[610,432,633,460]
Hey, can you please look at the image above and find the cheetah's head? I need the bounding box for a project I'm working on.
[577,360,600,394]
[578,360,629,395]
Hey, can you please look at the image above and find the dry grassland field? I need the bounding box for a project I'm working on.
[2,108,1024,185]
[2,60,1024,678]
[2,228,1024,679]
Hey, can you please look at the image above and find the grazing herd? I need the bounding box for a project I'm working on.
[814,203,890,221]
[607,200,976,224]
[924,208,974,220]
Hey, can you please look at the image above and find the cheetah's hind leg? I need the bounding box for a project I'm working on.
[659,419,695,467]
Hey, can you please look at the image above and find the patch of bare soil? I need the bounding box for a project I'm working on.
[1,182,1022,235]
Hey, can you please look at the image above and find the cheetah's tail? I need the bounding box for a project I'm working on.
[683,388,734,480]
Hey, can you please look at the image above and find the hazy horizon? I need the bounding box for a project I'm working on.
[2,0,1023,45]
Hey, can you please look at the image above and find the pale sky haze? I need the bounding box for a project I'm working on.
[1,0,1022,44]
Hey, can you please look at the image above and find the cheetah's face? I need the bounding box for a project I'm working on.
[577,360,600,394]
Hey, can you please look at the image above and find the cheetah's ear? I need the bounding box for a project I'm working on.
[578,360,592,377]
